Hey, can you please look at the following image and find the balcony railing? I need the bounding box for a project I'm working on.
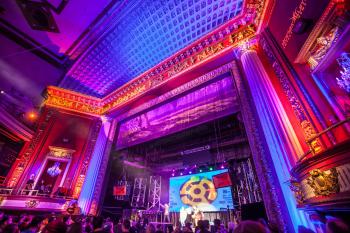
[297,117,350,163]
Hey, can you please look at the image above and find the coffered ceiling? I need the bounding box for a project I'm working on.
[59,0,247,97]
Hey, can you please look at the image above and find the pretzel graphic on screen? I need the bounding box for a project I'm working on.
[180,176,217,206]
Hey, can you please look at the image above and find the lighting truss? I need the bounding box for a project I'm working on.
[131,177,147,208]
[147,176,161,210]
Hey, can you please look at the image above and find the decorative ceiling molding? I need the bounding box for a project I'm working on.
[45,24,256,116]
[45,86,102,116]
[45,0,272,115]
[60,0,268,97]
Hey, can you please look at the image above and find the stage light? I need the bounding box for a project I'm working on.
[172,173,175,177]
[180,172,183,175]
[194,165,197,168]
[221,165,224,169]
[199,169,203,172]
[209,167,213,171]
[189,171,192,174]
[27,111,38,121]
[0,90,4,94]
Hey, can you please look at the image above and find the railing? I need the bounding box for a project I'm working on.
[0,187,73,200]
[297,117,350,163]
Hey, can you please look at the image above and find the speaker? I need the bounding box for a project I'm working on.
[241,202,267,221]
[17,0,59,32]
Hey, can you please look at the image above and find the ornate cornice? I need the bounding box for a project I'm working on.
[48,146,75,159]
[44,0,275,115]
[45,86,102,116]
[45,25,257,116]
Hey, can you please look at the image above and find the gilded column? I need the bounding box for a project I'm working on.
[78,116,116,215]
[237,41,312,232]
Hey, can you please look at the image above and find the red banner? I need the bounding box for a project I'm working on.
[212,172,232,188]
[113,185,126,196]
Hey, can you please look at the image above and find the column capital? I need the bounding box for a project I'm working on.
[235,38,260,58]
[100,115,113,123]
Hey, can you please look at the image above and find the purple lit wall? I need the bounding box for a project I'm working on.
[0,34,63,105]
[116,75,239,149]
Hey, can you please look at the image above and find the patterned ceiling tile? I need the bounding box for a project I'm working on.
[60,0,244,97]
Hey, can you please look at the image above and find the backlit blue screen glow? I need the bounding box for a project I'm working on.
[169,169,233,212]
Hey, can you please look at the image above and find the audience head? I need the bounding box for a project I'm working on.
[234,220,266,233]
[326,219,350,233]
[214,219,221,227]
[122,219,131,232]
[92,216,104,230]
[147,223,156,233]
[44,219,68,233]
[2,223,19,233]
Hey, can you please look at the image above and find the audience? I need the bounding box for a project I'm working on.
[0,211,348,233]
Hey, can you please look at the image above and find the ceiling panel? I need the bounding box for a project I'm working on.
[60,0,244,97]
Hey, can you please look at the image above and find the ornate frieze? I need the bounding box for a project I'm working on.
[295,0,348,64]
[25,200,39,208]
[45,25,258,116]
[101,25,257,113]
[45,86,102,115]
[281,0,308,49]
[61,0,268,98]
[48,146,75,159]
[44,0,271,115]
[260,37,323,154]
[308,26,340,69]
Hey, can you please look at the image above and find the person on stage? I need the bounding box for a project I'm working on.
[192,206,204,227]
[180,206,187,226]
[160,203,170,222]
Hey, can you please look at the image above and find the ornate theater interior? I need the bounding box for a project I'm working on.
[0,0,349,232]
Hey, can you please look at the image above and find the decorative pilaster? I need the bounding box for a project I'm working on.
[260,33,325,154]
[78,116,116,215]
[236,41,312,232]
[5,109,56,188]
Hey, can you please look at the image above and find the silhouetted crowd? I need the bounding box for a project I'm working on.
[0,212,349,233]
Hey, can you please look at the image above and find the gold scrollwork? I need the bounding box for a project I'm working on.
[25,200,39,208]
[307,168,340,196]
[288,178,304,204]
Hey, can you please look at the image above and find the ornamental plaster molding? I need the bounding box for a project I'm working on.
[295,0,348,63]
[260,36,323,155]
[230,61,288,232]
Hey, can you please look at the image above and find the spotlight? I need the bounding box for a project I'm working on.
[194,165,197,168]
[189,171,192,174]
[172,173,175,177]
[0,90,4,94]
[199,169,203,172]
[180,172,183,176]
[27,111,38,120]
[221,165,224,169]
[209,167,213,171]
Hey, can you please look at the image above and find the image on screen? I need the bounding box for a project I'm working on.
[169,169,233,212]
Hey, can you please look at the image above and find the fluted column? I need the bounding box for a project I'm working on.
[78,116,116,215]
[238,41,312,232]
